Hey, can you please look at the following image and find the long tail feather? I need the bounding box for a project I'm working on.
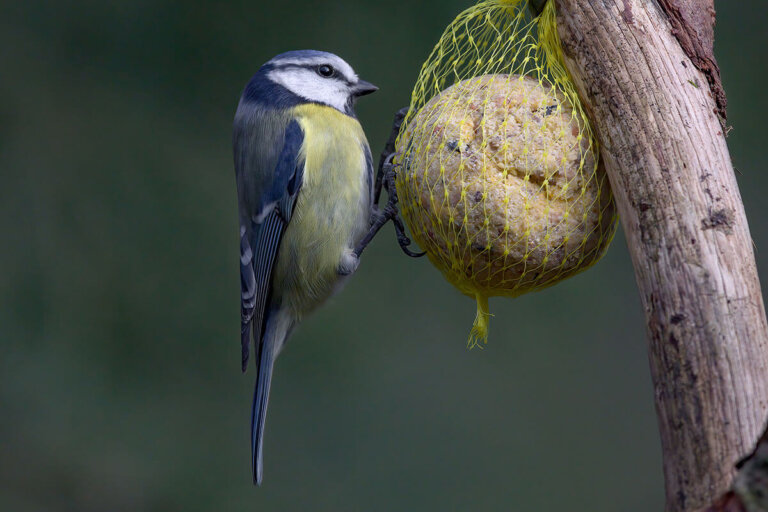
[251,345,274,485]
[251,308,290,486]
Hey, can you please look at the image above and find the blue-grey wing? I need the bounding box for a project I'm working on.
[235,114,304,371]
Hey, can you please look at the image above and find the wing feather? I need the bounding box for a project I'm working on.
[236,114,304,371]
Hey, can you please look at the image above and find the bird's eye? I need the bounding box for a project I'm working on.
[317,65,334,78]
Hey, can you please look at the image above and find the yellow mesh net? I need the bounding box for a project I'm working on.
[393,0,618,347]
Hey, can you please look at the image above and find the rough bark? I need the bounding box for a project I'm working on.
[551,1,768,510]
[656,0,727,122]
[701,419,768,511]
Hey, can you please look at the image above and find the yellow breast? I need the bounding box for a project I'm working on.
[273,104,371,316]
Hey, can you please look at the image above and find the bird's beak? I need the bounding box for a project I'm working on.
[353,80,378,97]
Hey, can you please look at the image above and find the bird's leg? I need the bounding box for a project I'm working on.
[374,107,408,205]
[355,157,425,258]
[354,108,425,259]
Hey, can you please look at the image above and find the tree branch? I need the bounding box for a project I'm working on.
[551,1,768,510]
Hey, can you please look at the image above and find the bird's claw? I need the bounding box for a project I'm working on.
[381,159,425,258]
[354,108,425,259]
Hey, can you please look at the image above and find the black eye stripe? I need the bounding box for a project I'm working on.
[272,63,352,84]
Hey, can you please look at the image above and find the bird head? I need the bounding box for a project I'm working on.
[252,50,377,116]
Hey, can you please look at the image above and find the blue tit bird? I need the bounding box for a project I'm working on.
[233,50,378,485]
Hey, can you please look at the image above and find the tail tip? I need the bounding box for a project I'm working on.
[252,458,263,486]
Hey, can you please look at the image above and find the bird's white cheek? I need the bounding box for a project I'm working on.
[268,69,349,112]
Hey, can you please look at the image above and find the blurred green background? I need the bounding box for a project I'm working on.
[1,1,766,510]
